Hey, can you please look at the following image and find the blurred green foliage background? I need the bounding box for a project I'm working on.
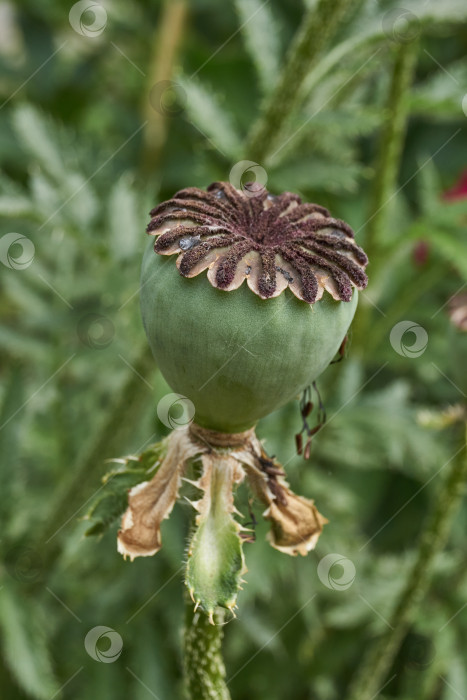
[0,0,466,698]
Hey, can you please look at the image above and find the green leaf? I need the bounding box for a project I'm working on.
[274,104,382,168]
[177,76,242,160]
[315,380,449,480]
[410,59,467,119]
[85,441,168,536]
[0,365,25,523]
[445,656,467,700]
[0,583,60,700]
[235,0,281,94]
[405,170,467,279]
[302,0,467,102]
[415,157,444,215]
[12,105,65,181]
[108,173,141,260]
[0,194,34,218]
[61,171,98,229]
[85,489,133,536]
[0,175,34,218]
[0,325,51,362]
[271,157,371,194]
[30,170,61,218]
[422,227,467,279]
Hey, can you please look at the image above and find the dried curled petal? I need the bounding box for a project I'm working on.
[264,493,328,556]
[117,428,202,560]
[236,434,328,555]
[147,182,368,304]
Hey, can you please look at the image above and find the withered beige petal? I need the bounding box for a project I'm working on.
[117,427,203,561]
[264,493,328,556]
[237,434,328,556]
[149,218,197,237]
[176,247,229,277]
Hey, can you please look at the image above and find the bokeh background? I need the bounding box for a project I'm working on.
[0,0,466,698]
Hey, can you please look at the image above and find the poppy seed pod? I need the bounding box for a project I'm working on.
[141,181,368,433]
[117,181,368,615]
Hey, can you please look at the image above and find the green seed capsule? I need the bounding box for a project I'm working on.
[141,244,358,432]
[141,181,368,433]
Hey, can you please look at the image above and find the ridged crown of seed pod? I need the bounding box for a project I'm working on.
[147,181,368,304]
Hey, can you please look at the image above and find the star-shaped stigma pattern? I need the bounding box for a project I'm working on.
[147,181,368,304]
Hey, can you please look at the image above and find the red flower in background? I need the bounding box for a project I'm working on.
[443,170,467,201]
[412,239,430,267]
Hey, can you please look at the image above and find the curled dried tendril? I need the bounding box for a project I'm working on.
[147,181,368,304]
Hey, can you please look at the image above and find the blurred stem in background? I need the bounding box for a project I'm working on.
[347,421,467,700]
[245,0,358,163]
[365,38,419,264]
[141,0,188,176]
[353,39,418,352]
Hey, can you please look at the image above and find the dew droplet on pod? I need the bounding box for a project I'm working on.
[179,236,200,251]
[276,266,294,283]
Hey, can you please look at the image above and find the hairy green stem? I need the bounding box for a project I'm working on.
[346,424,467,700]
[365,40,418,262]
[184,595,231,700]
[245,0,356,163]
